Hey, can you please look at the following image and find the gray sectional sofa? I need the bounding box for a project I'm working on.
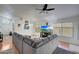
[12,32,58,54]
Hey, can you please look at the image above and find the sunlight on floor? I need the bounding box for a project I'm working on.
[0,35,12,53]
[1,44,11,52]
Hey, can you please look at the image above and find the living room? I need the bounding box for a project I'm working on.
[0,4,79,54]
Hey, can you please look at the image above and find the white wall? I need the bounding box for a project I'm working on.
[14,18,34,35]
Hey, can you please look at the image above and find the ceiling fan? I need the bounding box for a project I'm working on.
[36,4,55,14]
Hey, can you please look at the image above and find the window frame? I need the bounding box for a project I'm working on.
[53,22,74,38]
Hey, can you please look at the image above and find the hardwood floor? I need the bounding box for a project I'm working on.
[0,35,12,51]
[0,35,18,54]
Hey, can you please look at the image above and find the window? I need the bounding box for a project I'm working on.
[53,23,73,37]
[62,23,73,37]
[53,23,61,35]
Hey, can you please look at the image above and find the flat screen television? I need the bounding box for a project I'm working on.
[41,26,48,29]
[40,26,49,32]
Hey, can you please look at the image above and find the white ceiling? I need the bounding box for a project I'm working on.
[0,4,79,20]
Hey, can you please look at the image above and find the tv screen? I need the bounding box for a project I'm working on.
[41,26,48,29]
[40,26,49,32]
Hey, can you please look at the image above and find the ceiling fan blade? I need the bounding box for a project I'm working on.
[46,8,55,11]
[43,4,48,10]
